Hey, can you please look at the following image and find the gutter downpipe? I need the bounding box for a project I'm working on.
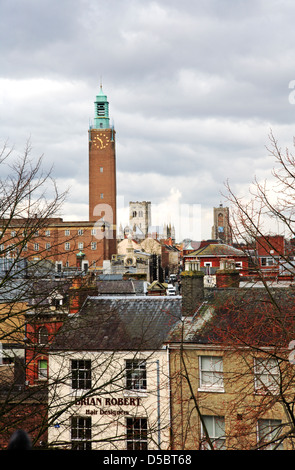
[167,344,173,449]
[148,359,161,448]
[157,359,160,448]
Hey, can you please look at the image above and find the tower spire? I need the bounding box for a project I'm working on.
[93,83,110,129]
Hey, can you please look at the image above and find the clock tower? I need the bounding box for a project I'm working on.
[88,85,117,252]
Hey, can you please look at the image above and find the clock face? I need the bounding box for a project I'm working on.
[125,256,135,267]
[92,133,110,149]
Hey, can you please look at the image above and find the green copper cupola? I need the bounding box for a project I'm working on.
[93,85,110,129]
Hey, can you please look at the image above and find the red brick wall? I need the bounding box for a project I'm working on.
[256,235,285,256]
[0,220,115,268]
[88,128,117,228]
[25,320,63,386]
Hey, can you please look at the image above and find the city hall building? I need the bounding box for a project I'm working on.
[0,85,117,276]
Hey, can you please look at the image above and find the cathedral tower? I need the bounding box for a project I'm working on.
[88,85,117,251]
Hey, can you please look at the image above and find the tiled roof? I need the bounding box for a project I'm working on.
[188,243,247,257]
[167,288,295,348]
[50,296,182,351]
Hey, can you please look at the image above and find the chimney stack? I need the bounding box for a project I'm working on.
[181,260,204,316]
[69,274,97,314]
[216,259,240,288]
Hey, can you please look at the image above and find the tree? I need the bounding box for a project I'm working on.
[0,140,180,451]
[167,133,295,451]
[198,131,295,450]
[201,288,295,450]
[0,140,70,447]
[167,286,295,450]
[224,130,295,279]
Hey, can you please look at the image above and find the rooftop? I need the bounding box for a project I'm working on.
[50,296,182,352]
[187,243,247,258]
[167,287,295,348]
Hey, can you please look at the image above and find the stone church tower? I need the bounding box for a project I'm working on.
[211,204,232,244]
[129,201,151,238]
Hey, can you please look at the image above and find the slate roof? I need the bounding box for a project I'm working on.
[0,278,72,304]
[98,274,123,281]
[50,296,182,352]
[96,280,146,295]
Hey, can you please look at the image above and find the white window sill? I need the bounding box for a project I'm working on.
[124,389,148,398]
[254,388,279,395]
[70,389,91,396]
[198,387,225,393]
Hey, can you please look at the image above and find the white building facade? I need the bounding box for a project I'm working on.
[47,296,182,450]
[48,349,170,450]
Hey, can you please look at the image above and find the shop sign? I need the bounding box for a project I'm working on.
[75,396,142,416]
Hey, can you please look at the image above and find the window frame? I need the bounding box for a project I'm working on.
[56,261,62,273]
[204,262,212,275]
[199,356,224,392]
[257,419,283,450]
[71,416,92,450]
[125,359,147,391]
[260,257,278,267]
[201,415,226,450]
[38,359,48,380]
[126,417,148,450]
[254,357,280,394]
[38,326,48,345]
[71,359,92,391]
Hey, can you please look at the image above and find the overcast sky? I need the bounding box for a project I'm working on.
[1,0,295,241]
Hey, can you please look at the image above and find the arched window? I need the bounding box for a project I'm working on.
[38,359,48,380]
[218,213,224,225]
[38,327,48,345]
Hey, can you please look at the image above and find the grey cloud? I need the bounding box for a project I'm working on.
[1,0,295,238]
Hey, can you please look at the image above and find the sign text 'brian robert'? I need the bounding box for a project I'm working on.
[76,397,142,407]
